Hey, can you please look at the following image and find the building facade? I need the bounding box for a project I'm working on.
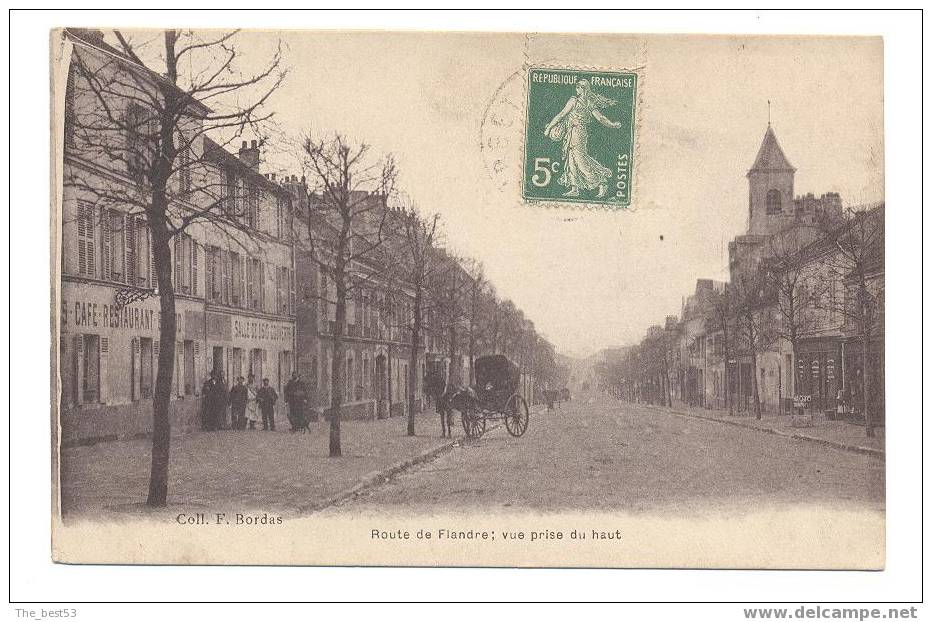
[58,30,296,444]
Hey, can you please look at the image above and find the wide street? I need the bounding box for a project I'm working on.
[329,394,885,516]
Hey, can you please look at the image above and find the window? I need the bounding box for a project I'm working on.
[134,218,150,287]
[174,234,198,295]
[246,184,259,229]
[766,189,782,215]
[139,337,153,398]
[76,200,96,277]
[230,252,243,307]
[248,258,263,310]
[277,266,286,314]
[206,245,221,302]
[225,171,239,217]
[178,143,192,194]
[106,210,126,282]
[82,334,100,403]
[126,103,153,184]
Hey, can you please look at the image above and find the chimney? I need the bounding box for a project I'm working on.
[238,139,260,171]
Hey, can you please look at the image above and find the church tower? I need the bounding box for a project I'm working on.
[747,124,795,236]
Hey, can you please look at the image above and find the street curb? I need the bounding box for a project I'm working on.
[300,407,544,514]
[297,435,464,514]
[648,405,885,459]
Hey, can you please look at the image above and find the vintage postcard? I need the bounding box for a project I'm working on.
[50,28,885,568]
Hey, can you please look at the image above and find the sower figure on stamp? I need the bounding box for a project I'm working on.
[544,79,622,198]
[257,378,278,431]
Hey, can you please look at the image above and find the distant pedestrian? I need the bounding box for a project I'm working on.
[229,376,248,429]
[284,373,309,432]
[245,374,261,430]
[257,378,278,431]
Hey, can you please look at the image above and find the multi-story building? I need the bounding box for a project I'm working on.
[58,29,296,444]
[290,189,428,421]
[727,124,843,414]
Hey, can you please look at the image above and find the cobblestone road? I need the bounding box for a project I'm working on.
[329,395,885,515]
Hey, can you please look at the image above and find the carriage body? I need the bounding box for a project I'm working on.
[450,354,530,438]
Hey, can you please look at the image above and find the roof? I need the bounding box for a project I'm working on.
[64,28,212,117]
[201,136,290,197]
[748,125,795,174]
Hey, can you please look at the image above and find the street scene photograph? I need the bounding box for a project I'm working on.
[50,27,885,569]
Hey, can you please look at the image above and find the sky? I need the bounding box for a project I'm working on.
[125,30,885,359]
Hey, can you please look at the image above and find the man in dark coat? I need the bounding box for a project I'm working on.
[256,378,278,431]
[284,373,309,431]
[200,372,227,431]
[228,376,248,430]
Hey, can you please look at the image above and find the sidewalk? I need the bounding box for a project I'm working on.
[648,402,884,457]
[60,412,473,520]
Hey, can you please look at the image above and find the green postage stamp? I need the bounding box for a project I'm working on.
[523,67,637,207]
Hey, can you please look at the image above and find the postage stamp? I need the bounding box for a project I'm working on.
[523,67,637,207]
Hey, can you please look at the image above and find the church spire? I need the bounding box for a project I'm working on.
[748,124,795,175]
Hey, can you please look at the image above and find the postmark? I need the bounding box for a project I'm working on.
[523,67,637,207]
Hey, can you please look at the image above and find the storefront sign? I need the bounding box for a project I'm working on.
[61,299,171,333]
[232,318,293,342]
[793,394,811,408]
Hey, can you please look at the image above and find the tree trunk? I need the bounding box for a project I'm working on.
[407,288,421,436]
[862,323,873,438]
[146,213,176,507]
[329,270,346,458]
[750,344,762,419]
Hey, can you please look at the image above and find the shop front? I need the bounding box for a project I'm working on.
[58,280,206,444]
[795,337,843,416]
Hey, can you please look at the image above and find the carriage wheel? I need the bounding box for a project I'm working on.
[461,407,486,438]
[505,394,530,437]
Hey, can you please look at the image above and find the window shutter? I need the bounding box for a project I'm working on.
[99,336,110,403]
[289,269,296,316]
[222,249,230,305]
[173,236,181,288]
[245,258,253,310]
[130,337,139,401]
[126,214,136,285]
[239,255,246,308]
[192,241,199,296]
[205,246,214,301]
[259,261,266,311]
[101,209,112,281]
[74,335,84,405]
[149,228,156,289]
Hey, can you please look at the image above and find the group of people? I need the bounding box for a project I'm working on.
[199,372,312,433]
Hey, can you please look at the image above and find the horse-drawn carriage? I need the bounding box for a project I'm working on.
[450,354,530,438]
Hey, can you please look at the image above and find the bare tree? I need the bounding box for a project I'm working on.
[708,284,737,416]
[763,229,823,399]
[394,207,443,436]
[64,28,286,506]
[461,258,489,383]
[732,268,777,419]
[297,133,397,457]
[817,205,884,437]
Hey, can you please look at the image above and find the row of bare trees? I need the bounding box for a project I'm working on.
[62,28,563,507]
[596,206,884,437]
